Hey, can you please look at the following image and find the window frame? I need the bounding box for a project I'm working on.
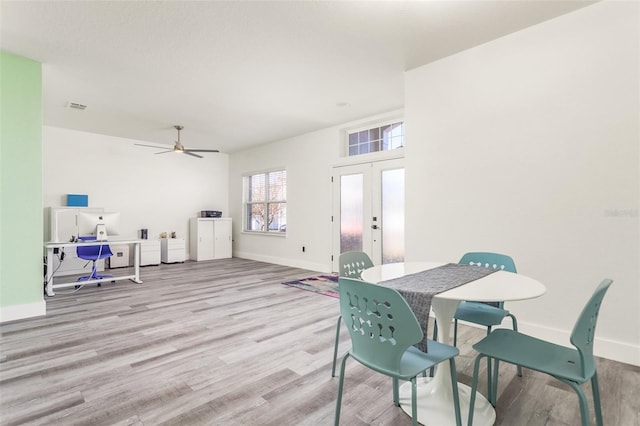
[242,169,287,235]
[344,119,405,158]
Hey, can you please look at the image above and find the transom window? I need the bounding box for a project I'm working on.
[244,170,287,233]
[347,121,404,157]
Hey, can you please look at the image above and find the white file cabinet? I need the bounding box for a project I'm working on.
[161,238,185,263]
[140,239,161,266]
[108,244,130,268]
[189,218,232,261]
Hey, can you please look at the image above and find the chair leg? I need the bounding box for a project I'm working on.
[77,261,113,285]
[331,315,342,377]
[508,313,523,377]
[91,261,99,282]
[491,358,500,406]
[393,377,400,406]
[449,358,462,426]
[93,261,109,284]
[486,326,492,402]
[591,372,604,426]
[429,321,438,377]
[334,353,350,426]
[422,320,438,377]
[432,319,438,341]
[563,379,591,426]
[468,354,486,426]
[453,319,458,346]
[411,377,418,426]
[77,262,99,283]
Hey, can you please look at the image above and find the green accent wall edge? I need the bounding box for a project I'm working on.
[0,51,44,311]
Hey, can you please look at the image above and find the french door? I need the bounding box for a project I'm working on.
[332,158,404,270]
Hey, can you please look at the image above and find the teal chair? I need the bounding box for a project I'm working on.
[432,252,523,382]
[334,277,462,426]
[331,251,374,377]
[467,279,613,426]
[453,252,519,347]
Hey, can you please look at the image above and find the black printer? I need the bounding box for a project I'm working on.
[201,210,222,218]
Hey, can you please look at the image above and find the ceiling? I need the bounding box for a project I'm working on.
[1,1,594,153]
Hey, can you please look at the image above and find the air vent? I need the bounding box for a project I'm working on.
[67,102,87,110]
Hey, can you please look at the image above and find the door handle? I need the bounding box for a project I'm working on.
[371,225,378,230]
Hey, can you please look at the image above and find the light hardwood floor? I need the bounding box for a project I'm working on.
[1,258,638,425]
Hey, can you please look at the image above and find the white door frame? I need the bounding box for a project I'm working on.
[331,157,404,271]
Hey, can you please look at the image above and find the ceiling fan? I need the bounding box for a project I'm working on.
[135,125,219,158]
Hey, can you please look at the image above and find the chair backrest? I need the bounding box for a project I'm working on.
[459,252,517,308]
[77,244,113,260]
[338,277,423,374]
[459,252,517,273]
[339,251,374,279]
[570,279,613,379]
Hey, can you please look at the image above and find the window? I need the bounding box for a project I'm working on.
[244,170,287,233]
[347,121,404,157]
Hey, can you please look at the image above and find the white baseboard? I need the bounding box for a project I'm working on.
[450,317,640,367]
[233,251,330,274]
[0,300,46,323]
[519,321,640,367]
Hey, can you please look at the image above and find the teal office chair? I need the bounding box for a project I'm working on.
[468,279,612,426]
[331,251,374,377]
[334,277,462,426]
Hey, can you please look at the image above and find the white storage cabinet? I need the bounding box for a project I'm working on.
[189,218,232,261]
[108,244,130,268]
[161,238,185,263]
[140,239,161,266]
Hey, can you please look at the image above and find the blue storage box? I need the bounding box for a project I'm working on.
[67,194,88,207]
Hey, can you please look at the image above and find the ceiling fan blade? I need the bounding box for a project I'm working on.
[137,126,211,159]
[135,143,172,149]
[183,151,204,158]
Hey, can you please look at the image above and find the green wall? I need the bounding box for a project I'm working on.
[0,52,44,313]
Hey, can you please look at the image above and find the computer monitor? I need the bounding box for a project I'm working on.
[77,211,120,241]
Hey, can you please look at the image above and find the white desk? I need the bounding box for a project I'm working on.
[361,261,546,426]
[44,239,143,296]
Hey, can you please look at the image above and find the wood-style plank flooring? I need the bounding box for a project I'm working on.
[1,258,638,425]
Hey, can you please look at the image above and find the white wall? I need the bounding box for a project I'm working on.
[405,1,639,365]
[229,126,339,272]
[43,126,229,258]
[228,111,403,272]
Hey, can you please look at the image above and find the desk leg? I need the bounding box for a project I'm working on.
[45,247,55,297]
[131,242,143,284]
[395,298,496,426]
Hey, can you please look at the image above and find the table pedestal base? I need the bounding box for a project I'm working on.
[398,377,495,426]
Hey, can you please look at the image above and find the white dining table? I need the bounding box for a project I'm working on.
[361,261,546,426]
